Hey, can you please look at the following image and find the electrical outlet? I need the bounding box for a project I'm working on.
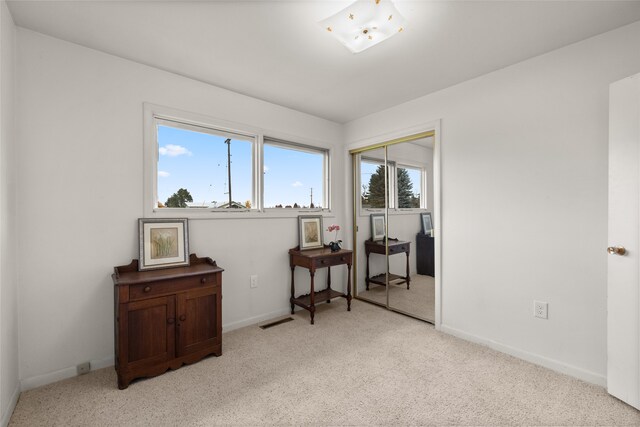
[534,301,548,319]
[250,275,258,288]
[77,361,91,375]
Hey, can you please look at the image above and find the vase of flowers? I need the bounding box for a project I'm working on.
[327,224,342,252]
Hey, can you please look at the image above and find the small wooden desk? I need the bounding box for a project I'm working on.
[365,238,411,290]
[289,245,353,324]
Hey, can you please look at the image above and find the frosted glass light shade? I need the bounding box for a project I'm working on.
[319,0,407,53]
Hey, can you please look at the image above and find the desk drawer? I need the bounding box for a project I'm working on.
[130,274,219,300]
[316,254,351,268]
[388,244,408,254]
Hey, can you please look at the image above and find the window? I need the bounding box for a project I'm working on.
[156,120,255,209]
[263,139,328,209]
[360,158,386,209]
[397,165,422,208]
[360,156,425,211]
[144,105,331,216]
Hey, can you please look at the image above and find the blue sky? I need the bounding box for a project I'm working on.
[157,125,323,208]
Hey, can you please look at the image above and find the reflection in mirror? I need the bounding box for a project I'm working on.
[355,147,389,306]
[387,137,435,322]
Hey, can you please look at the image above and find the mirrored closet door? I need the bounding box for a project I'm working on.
[351,133,436,323]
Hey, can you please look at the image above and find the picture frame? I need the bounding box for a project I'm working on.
[298,215,324,250]
[370,213,386,241]
[138,218,189,271]
[420,212,433,236]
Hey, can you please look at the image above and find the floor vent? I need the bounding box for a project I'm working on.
[259,317,294,329]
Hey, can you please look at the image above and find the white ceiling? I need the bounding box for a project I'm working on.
[7,0,640,123]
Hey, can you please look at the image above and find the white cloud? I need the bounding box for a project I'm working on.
[158,171,170,178]
[159,144,192,157]
[264,165,270,173]
[292,181,303,187]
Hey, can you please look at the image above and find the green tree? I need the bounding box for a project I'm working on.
[367,165,387,208]
[165,188,193,208]
[397,168,419,208]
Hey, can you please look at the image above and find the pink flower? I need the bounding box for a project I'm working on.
[327,225,340,232]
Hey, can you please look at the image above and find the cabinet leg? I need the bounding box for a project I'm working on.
[117,375,129,390]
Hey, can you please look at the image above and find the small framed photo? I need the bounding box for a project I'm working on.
[299,215,323,250]
[138,218,189,271]
[370,213,386,241]
[420,212,433,235]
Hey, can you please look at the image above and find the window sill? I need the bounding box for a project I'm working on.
[147,207,335,220]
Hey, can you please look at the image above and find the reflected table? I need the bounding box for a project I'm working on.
[365,238,411,290]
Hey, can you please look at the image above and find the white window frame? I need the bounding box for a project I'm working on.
[357,154,427,216]
[143,104,332,219]
[262,137,330,210]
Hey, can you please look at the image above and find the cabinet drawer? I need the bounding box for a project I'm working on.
[130,274,219,301]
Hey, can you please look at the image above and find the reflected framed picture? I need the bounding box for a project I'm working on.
[420,212,433,235]
[370,213,386,241]
[138,218,189,271]
[298,215,323,250]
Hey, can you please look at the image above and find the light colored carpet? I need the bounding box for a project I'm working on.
[9,299,640,426]
[359,274,435,321]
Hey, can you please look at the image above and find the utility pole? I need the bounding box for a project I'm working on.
[224,138,232,207]
[310,187,314,208]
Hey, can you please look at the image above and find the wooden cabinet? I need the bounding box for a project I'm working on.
[113,254,223,389]
[416,233,435,276]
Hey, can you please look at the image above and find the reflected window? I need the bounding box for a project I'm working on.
[397,165,422,208]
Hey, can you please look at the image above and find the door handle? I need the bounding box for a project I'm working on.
[608,246,627,256]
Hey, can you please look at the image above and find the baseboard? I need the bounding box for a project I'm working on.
[439,324,606,387]
[222,307,292,332]
[1,383,20,427]
[19,309,293,391]
[20,355,115,392]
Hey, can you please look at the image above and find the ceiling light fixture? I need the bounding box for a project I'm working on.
[319,0,407,54]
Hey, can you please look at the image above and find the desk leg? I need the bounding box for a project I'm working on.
[290,266,295,314]
[366,253,371,290]
[327,266,332,303]
[405,251,411,290]
[309,271,316,325]
[347,262,352,311]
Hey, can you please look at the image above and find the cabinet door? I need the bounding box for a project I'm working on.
[176,286,221,357]
[120,295,175,370]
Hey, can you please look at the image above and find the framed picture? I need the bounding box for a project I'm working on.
[370,213,386,241]
[138,218,189,271]
[420,212,433,235]
[299,215,323,250]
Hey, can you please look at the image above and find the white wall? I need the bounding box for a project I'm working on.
[15,29,345,387]
[345,21,640,384]
[0,1,18,425]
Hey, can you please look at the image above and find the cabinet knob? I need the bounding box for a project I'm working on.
[179,315,186,321]
[167,318,175,324]
[143,286,151,293]
[320,259,326,264]
[201,277,207,284]
[341,257,346,261]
